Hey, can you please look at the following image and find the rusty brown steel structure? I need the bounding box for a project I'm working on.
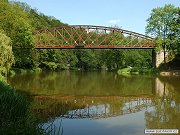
[34,25,155,49]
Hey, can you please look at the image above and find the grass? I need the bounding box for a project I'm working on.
[118,67,159,75]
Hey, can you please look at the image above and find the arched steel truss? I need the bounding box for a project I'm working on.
[34,25,155,49]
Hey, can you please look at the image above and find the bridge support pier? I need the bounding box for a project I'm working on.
[152,49,165,68]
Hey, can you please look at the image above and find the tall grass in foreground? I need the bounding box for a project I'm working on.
[0,81,64,135]
[0,81,45,135]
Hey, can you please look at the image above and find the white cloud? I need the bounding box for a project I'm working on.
[108,19,120,24]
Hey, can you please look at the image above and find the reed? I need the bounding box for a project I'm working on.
[42,119,63,135]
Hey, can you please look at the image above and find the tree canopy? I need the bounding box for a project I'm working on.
[146,4,180,54]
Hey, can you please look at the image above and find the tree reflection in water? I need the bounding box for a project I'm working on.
[7,71,180,134]
[145,76,180,130]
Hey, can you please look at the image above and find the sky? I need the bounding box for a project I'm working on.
[14,0,180,34]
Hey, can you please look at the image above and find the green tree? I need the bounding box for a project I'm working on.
[0,31,14,76]
[75,50,100,70]
[12,22,34,68]
[0,1,34,68]
[146,4,179,64]
[123,50,152,67]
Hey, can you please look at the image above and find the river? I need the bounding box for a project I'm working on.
[8,71,180,135]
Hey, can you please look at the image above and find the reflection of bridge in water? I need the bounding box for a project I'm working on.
[34,96,154,119]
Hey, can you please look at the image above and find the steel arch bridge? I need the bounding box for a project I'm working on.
[34,25,155,49]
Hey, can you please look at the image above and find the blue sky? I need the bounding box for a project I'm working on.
[15,0,179,34]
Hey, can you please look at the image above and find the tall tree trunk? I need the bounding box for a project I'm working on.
[163,43,167,69]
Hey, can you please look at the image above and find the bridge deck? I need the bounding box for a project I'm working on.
[34,45,155,49]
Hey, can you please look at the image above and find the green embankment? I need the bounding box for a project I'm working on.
[117,67,159,75]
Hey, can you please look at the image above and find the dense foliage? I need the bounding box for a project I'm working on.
[0,1,34,69]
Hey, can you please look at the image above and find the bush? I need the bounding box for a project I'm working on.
[13,68,28,74]
[32,68,42,73]
[9,70,16,77]
[117,67,131,75]
[41,61,58,71]
[118,67,159,75]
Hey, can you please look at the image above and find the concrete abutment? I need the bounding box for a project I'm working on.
[152,50,165,68]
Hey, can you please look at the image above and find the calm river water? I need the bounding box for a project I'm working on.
[8,71,180,135]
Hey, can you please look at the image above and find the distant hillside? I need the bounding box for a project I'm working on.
[11,1,69,30]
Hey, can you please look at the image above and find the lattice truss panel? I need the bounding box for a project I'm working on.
[34,25,155,49]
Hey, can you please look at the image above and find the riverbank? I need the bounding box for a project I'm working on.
[117,67,180,77]
[160,70,180,76]
[158,55,180,76]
